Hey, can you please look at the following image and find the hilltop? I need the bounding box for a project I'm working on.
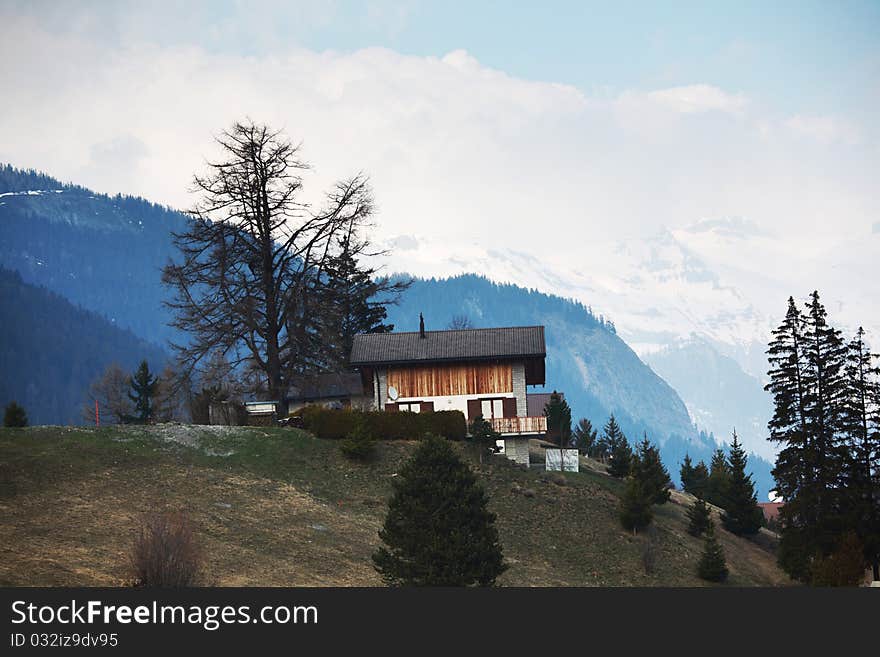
[0,425,791,587]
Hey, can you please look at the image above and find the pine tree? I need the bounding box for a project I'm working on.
[608,434,633,478]
[3,401,27,427]
[721,432,763,536]
[706,449,731,509]
[572,417,598,455]
[127,360,159,425]
[843,327,880,581]
[687,497,711,537]
[633,435,671,504]
[697,521,729,583]
[543,391,572,447]
[680,453,696,493]
[372,436,507,586]
[619,476,653,534]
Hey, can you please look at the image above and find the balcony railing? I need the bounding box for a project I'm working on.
[490,416,547,435]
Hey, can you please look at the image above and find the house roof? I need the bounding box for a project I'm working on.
[286,372,364,401]
[350,325,546,366]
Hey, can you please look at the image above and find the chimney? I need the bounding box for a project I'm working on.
[419,313,426,339]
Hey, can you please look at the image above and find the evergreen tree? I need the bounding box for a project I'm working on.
[372,436,507,586]
[318,243,407,371]
[3,401,27,427]
[801,291,849,545]
[619,476,653,534]
[721,432,763,536]
[706,449,731,509]
[687,497,711,537]
[572,417,598,455]
[468,414,501,463]
[697,521,729,583]
[127,360,160,424]
[633,435,671,504]
[766,296,813,579]
[599,414,626,456]
[768,292,851,581]
[340,418,376,462]
[680,453,696,492]
[843,327,880,581]
[608,434,633,478]
[691,460,710,500]
[543,391,572,447]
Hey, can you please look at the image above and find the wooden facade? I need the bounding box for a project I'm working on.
[387,362,513,398]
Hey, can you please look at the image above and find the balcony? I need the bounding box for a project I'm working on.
[490,416,547,435]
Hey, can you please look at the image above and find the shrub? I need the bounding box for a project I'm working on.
[810,532,866,587]
[301,406,466,441]
[3,401,28,428]
[340,420,376,462]
[130,511,202,587]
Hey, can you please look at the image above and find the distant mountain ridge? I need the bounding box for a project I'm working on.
[0,164,187,346]
[0,267,167,425]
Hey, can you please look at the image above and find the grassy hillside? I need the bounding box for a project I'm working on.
[0,426,792,587]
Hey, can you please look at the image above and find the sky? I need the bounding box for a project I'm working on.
[1,1,878,324]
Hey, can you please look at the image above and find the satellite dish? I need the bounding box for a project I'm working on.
[387,386,399,401]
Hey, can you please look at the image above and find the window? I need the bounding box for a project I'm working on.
[481,398,504,420]
[398,401,422,413]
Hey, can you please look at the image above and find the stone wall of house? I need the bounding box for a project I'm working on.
[512,362,527,417]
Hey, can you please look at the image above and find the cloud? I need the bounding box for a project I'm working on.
[0,15,875,265]
[784,114,861,145]
[641,84,748,115]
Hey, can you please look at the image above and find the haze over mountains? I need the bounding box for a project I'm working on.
[0,164,794,498]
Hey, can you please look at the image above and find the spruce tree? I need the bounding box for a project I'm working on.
[608,434,633,478]
[843,327,880,581]
[697,521,729,583]
[3,401,28,427]
[127,360,159,424]
[372,436,507,586]
[766,296,813,579]
[572,417,598,455]
[768,292,851,581]
[801,291,849,548]
[543,391,572,447]
[706,449,731,509]
[721,432,763,536]
[680,453,696,493]
[687,497,711,537]
[633,436,671,504]
[691,460,710,500]
[619,476,653,534]
[599,414,625,458]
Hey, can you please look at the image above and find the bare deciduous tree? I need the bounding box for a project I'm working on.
[447,314,474,330]
[84,362,132,424]
[163,120,395,402]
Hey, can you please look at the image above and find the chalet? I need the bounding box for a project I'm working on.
[350,319,549,465]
